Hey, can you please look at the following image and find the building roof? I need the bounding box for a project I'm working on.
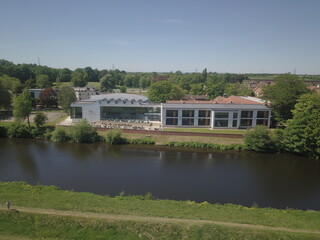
[163,103,270,110]
[167,95,265,105]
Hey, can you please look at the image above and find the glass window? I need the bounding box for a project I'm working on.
[257,111,269,118]
[256,119,269,126]
[182,118,194,125]
[232,120,238,127]
[214,120,228,127]
[241,111,253,118]
[233,112,238,119]
[198,118,210,126]
[100,107,161,121]
[70,107,82,119]
[215,112,229,118]
[198,110,211,118]
[182,110,194,117]
[166,110,178,117]
[240,119,253,127]
[166,118,178,125]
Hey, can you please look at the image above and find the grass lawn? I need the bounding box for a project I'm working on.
[0,182,319,240]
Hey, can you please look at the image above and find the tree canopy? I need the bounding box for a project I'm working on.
[39,88,57,107]
[284,93,320,159]
[262,74,311,122]
[13,90,32,128]
[148,81,186,103]
[58,85,77,112]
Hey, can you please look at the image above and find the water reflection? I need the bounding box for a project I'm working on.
[0,138,319,210]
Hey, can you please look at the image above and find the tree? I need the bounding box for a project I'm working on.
[36,74,51,88]
[100,74,115,92]
[244,125,276,152]
[284,93,320,159]
[0,75,23,94]
[34,112,48,128]
[13,90,32,128]
[120,86,127,93]
[262,74,311,122]
[190,83,205,95]
[39,88,57,107]
[71,68,89,87]
[58,68,72,82]
[58,85,77,112]
[0,83,11,109]
[148,81,186,102]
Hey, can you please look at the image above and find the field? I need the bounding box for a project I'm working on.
[0,182,319,240]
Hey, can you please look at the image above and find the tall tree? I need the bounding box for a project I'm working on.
[58,85,77,112]
[13,90,32,128]
[262,74,311,122]
[39,88,57,107]
[284,93,320,159]
[71,68,89,87]
[36,74,51,88]
[148,81,185,102]
[100,74,115,92]
[0,83,11,109]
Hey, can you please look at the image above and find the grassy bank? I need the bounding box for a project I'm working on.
[0,182,319,240]
[163,127,246,135]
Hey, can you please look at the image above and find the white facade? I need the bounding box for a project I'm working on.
[74,87,98,101]
[70,93,271,129]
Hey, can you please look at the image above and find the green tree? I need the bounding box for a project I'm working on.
[148,81,185,102]
[190,83,204,95]
[244,125,276,152]
[205,75,226,99]
[13,90,33,128]
[71,119,102,143]
[284,93,320,159]
[0,82,11,109]
[71,69,89,87]
[0,75,23,94]
[120,86,127,93]
[58,85,77,112]
[36,74,51,88]
[34,112,48,128]
[58,68,72,82]
[262,74,310,122]
[100,74,115,92]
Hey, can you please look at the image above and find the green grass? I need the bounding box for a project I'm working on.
[163,127,246,135]
[0,182,319,232]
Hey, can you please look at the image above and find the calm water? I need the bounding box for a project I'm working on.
[0,138,320,210]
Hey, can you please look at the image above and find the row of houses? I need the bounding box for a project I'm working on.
[70,93,271,129]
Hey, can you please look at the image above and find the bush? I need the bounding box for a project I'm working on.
[105,128,126,144]
[34,112,48,128]
[244,125,276,152]
[7,123,32,138]
[71,119,103,143]
[51,128,70,143]
[128,137,155,145]
[0,126,8,138]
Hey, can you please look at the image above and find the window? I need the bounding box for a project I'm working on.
[166,110,178,117]
[233,112,238,119]
[241,111,253,118]
[198,118,210,126]
[214,120,228,127]
[182,118,194,125]
[240,119,252,127]
[182,110,194,117]
[256,119,269,126]
[70,107,82,119]
[257,111,269,118]
[100,107,161,121]
[199,110,211,118]
[166,118,178,125]
[215,112,229,118]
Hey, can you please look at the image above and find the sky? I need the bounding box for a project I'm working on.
[0,0,320,74]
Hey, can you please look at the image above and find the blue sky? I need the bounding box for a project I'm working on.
[1,0,320,74]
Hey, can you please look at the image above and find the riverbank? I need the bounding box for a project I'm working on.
[0,182,319,240]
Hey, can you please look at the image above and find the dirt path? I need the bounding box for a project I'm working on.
[1,207,319,235]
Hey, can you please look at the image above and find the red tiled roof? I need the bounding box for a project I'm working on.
[166,95,264,104]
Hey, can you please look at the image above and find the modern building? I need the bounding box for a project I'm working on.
[70,93,271,129]
[74,86,99,101]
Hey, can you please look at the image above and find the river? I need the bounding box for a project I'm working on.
[0,138,319,210]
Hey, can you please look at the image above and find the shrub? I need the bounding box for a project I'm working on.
[7,123,32,138]
[244,125,276,152]
[71,119,102,143]
[105,128,126,144]
[0,126,8,138]
[51,128,70,142]
[34,112,48,128]
[128,137,155,145]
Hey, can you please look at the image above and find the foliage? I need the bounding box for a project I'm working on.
[244,125,277,152]
[100,74,115,92]
[36,74,51,88]
[7,123,32,138]
[71,68,89,87]
[148,81,186,102]
[0,74,23,93]
[34,112,48,128]
[128,137,155,145]
[284,93,320,159]
[164,141,245,151]
[51,128,70,142]
[262,74,311,122]
[58,85,77,112]
[0,126,8,137]
[119,86,127,93]
[105,128,126,144]
[71,119,102,143]
[39,87,57,107]
[13,90,32,128]
[0,84,11,109]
